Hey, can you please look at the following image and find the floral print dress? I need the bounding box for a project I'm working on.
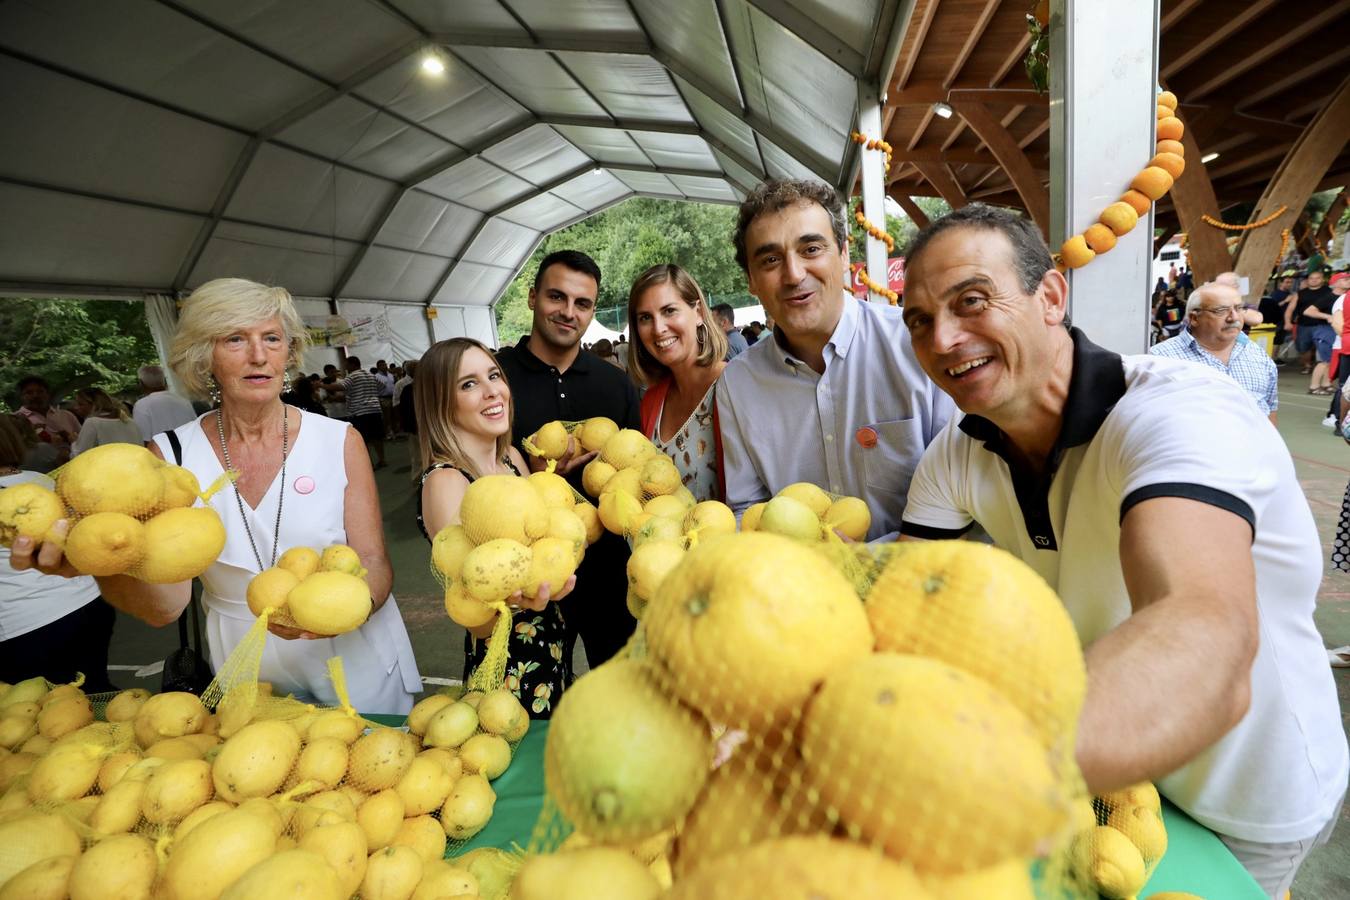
[652,385,720,502]
[418,462,569,718]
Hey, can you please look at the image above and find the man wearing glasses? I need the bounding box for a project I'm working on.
[1150,281,1279,424]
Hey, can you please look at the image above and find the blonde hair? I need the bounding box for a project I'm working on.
[414,338,514,480]
[75,388,131,422]
[169,278,309,400]
[0,415,32,468]
[625,264,728,387]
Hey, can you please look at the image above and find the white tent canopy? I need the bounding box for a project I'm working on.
[0,0,909,361]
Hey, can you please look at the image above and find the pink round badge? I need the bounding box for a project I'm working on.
[294,476,315,495]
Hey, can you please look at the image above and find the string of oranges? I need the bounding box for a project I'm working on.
[1200,205,1287,231]
[1057,91,1186,270]
[849,131,900,304]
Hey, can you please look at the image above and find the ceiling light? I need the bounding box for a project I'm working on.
[592,166,602,175]
[1200,152,1219,164]
[933,102,953,119]
[421,53,445,75]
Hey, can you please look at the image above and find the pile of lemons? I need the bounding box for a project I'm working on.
[245,544,373,636]
[0,673,531,899]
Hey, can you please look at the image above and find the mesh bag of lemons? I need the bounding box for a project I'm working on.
[0,655,531,899]
[505,532,1180,900]
[244,543,376,635]
[0,443,230,581]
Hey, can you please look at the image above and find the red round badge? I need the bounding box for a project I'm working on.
[855,427,878,449]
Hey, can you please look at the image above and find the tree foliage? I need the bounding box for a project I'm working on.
[0,298,159,409]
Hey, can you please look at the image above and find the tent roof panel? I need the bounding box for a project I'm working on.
[191,221,359,296]
[553,53,695,123]
[481,125,594,186]
[0,56,247,213]
[551,127,652,166]
[629,0,742,104]
[631,133,720,170]
[386,0,526,33]
[341,246,447,303]
[0,182,201,288]
[379,192,483,258]
[177,0,417,83]
[277,97,454,182]
[224,143,400,240]
[614,170,680,195]
[667,174,739,201]
[498,193,587,232]
[510,0,645,37]
[447,47,609,118]
[0,0,323,132]
[418,157,534,211]
[356,53,533,146]
[432,260,516,307]
[462,219,545,266]
[674,86,763,172]
[551,171,633,209]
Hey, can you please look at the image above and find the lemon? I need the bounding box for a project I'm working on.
[460,475,548,545]
[681,500,736,539]
[246,567,300,617]
[460,538,531,603]
[159,465,201,511]
[430,525,475,580]
[319,543,364,575]
[598,489,643,536]
[601,429,654,469]
[626,540,685,602]
[529,470,576,510]
[644,532,871,728]
[65,512,146,576]
[135,507,227,583]
[777,482,831,517]
[531,421,571,459]
[287,571,372,635]
[577,416,619,453]
[800,653,1067,874]
[573,500,602,544]
[639,456,681,497]
[632,514,683,549]
[864,540,1085,747]
[276,546,321,579]
[522,536,579,599]
[514,847,661,900]
[582,459,617,497]
[55,442,165,517]
[823,495,870,541]
[602,467,642,500]
[443,583,497,628]
[756,495,822,542]
[0,482,65,546]
[740,501,766,531]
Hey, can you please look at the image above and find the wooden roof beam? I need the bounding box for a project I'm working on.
[889,0,939,93]
[943,0,1002,88]
[888,85,1047,106]
[951,100,1048,235]
[1160,0,1206,32]
[890,193,931,229]
[1159,0,1280,80]
[1237,46,1350,110]
[1182,0,1350,100]
[989,32,1032,88]
[1315,187,1348,248]
[1207,144,1296,182]
[913,161,969,207]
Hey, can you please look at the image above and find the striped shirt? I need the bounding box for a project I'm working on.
[343,370,381,416]
[1149,331,1279,414]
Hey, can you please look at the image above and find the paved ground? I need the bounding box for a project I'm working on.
[102,368,1350,894]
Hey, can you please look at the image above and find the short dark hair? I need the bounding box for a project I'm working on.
[904,204,1053,296]
[734,179,847,272]
[534,250,602,294]
[710,302,735,323]
[346,356,361,369]
[17,374,48,392]
[324,364,337,374]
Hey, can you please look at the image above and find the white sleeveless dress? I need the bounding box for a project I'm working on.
[154,409,420,714]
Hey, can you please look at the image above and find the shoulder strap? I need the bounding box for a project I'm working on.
[165,429,183,466]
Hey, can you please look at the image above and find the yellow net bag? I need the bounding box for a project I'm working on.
[0,655,523,898]
[505,531,1168,899]
[10,442,236,583]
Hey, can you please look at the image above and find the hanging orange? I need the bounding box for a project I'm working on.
[1119,190,1153,217]
[1084,224,1118,255]
[1156,117,1184,141]
[1157,91,1178,110]
[1156,104,1173,120]
[1099,202,1139,237]
[1059,235,1096,269]
[1130,166,1174,201]
[1156,139,1185,158]
[1150,152,1185,180]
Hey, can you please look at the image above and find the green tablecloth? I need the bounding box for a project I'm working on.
[371,716,1264,897]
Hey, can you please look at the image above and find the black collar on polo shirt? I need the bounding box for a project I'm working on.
[509,335,595,374]
[957,327,1127,550]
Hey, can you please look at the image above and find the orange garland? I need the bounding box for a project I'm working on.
[1201,205,1287,232]
[1274,227,1290,270]
[850,131,899,304]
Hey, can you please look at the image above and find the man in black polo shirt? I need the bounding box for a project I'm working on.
[495,250,640,672]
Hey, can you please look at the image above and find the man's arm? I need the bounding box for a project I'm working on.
[1075,496,1258,793]
[715,379,768,515]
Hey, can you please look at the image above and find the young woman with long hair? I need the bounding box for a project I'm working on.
[414,337,574,717]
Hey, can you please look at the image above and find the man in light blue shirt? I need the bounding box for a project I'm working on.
[1150,282,1279,423]
[716,180,954,540]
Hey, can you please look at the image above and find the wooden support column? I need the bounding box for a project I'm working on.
[1233,74,1350,293]
[891,193,931,229]
[914,162,968,208]
[952,100,1049,237]
[1170,117,1231,285]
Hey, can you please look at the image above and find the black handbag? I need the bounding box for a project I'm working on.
[159,429,215,695]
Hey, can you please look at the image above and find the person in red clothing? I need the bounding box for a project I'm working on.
[626,264,729,502]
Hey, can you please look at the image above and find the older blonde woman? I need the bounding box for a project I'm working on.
[627,264,729,501]
[70,388,143,455]
[11,278,420,713]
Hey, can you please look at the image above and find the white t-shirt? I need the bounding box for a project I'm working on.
[133,390,197,442]
[1333,296,1344,351]
[0,471,101,640]
[901,332,1348,843]
[73,416,146,455]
